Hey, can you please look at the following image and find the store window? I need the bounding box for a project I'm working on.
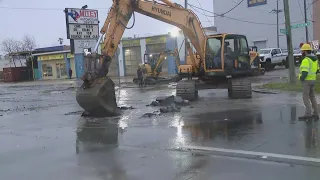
[42,64,53,77]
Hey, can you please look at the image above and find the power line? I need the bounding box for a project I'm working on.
[194,0,214,27]
[219,0,244,16]
[188,3,308,26]
[297,0,312,41]
[307,0,319,10]
[0,6,109,11]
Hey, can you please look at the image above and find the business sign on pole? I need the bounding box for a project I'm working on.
[68,24,99,39]
[65,8,99,24]
[65,7,100,54]
[73,39,98,54]
[65,8,100,40]
[248,0,267,7]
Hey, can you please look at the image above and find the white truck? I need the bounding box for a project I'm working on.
[258,48,288,71]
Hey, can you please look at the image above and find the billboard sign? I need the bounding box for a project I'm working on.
[248,0,267,7]
[68,24,99,39]
[65,8,99,24]
[146,36,167,44]
[122,39,141,47]
[73,39,98,54]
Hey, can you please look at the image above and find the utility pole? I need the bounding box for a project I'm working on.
[276,0,279,48]
[303,0,309,42]
[270,0,283,48]
[283,0,296,84]
[185,0,188,62]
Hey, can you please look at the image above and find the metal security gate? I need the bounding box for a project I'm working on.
[253,40,267,50]
[124,46,141,76]
[146,43,167,74]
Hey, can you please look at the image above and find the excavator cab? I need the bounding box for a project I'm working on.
[144,53,162,76]
[204,34,260,76]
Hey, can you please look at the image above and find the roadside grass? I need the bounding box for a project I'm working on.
[261,75,320,93]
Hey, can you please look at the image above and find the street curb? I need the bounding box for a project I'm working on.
[175,146,320,167]
[252,88,279,94]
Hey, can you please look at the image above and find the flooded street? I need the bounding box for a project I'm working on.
[1,68,320,180]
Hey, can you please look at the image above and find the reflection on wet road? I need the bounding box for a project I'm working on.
[1,73,320,179]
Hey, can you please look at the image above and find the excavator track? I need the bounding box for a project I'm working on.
[176,79,198,101]
[227,79,252,99]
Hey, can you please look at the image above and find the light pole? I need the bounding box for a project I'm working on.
[270,0,283,48]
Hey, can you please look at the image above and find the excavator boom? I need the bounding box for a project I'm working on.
[76,0,208,116]
[97,0,206,62]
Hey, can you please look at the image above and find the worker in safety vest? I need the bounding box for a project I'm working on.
[299,43,320,120]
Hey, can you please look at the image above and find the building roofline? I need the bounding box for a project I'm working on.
[32,50,71,56]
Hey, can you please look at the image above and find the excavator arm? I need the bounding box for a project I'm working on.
[88,0,207,80]
[77,0,208,116]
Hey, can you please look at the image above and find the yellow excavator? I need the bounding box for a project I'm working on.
[76,0,262,116]
[133,48,182,85]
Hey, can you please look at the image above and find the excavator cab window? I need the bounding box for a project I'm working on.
[205,36,223,70]
[223,35,251,71]
[205,35,251,72]
[144,53,161,72]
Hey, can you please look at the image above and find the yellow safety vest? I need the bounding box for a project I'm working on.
[299,57,319,80]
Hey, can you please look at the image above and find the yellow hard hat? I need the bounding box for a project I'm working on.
[300,43,312,51]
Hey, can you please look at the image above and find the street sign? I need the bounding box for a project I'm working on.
[68,24,99,39]
[280,29,287,34]
[280,22,311,34]
[291,22,311,29]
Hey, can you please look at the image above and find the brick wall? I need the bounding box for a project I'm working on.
[313,2,320,41]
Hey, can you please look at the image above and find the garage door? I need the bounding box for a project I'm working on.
[108,49,119,77]
[124,46,141,76]
[146,43,168,74]
[253,41,267,50]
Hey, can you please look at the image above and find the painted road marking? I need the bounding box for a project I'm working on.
[178,145,320,167]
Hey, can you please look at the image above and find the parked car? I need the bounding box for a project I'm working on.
[258,48,288,71]
[291,49,320,66]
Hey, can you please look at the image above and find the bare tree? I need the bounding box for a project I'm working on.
[1,38,17,67]
[12,40,24,66]
[1,38,15,54]
[1,36,37,67]
[21,35,36,52]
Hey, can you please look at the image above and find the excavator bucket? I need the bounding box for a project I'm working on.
[76,77,119,117]
[76,51,120,117]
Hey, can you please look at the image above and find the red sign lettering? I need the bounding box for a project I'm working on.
[80,10,97,17]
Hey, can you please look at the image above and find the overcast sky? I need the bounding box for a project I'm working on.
[0,0,214,50]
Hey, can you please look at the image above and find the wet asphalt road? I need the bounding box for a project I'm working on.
[1,68,320,179]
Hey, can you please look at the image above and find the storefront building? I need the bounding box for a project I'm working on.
[35,51,76,80]
[117,33,184,76]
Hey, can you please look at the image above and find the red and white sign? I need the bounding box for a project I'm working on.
[311,40,319,50]
[66,8,99,25]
